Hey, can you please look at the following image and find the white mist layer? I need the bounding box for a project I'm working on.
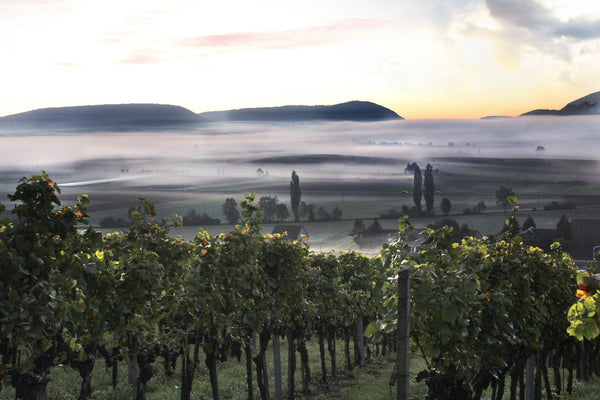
[1,116,599,186]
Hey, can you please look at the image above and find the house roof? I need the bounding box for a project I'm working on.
[271,224,309,240]
[519,227,555,251]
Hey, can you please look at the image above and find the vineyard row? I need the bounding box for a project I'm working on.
[0,172,598,400]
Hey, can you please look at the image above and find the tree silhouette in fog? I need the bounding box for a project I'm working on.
[424,163,434,214]
[495,186,515,213]
[259,196,288,223]
[522,215,536,230]
[413,164,422,213]
[555,214,573,250]
[222,198,240,224]
[290,170,301,222]
[440,197,451,216]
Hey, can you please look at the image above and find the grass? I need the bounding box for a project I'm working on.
[563,379,600,400]
[0,338,382,400]
[319,356,428,400]
[3,339,600,400]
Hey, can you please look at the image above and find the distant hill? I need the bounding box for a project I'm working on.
[0,104,200,131]
[480,115,513,120]
[198,101,403,122]
[0,101,402,131]
[521,91,600,116]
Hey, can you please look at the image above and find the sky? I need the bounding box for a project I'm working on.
[2,0,600,119]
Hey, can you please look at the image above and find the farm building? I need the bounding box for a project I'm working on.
[570,219,600,265]
[520,220,600,268]
[519,227,555,252]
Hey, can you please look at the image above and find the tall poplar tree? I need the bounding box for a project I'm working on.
[413,164,422,213]
[290,170,302,222]
[424,163,435,213]
[555,214,573,250]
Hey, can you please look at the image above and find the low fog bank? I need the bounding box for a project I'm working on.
[1,116,599,188]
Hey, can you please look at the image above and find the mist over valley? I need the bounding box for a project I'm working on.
[1,104,600,251]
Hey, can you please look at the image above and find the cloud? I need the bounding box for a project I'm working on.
[180,18,385,51]
[101,17,385,66]
[484,0,554,29]
[460,0,600,69]
[556,19,600,40]
[118,51,163,65]
[484,0,600,41]
[429,0,480,31]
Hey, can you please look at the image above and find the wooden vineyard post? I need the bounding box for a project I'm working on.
[526,356,534,400]
[273,333,283,400]
[128,354,138,388]
[397,266,410,400]
[357,316,365,367]
[577,341,586,382]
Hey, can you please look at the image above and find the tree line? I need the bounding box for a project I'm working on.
[96,170,341,228]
